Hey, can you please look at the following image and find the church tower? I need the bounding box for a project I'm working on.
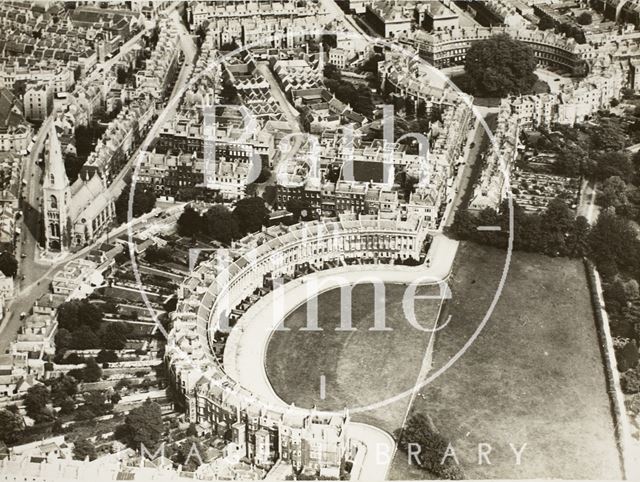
[42,125,70,252]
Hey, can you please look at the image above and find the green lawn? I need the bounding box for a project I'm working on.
[265,283,443,432]
[265,243,621,479]
[389,242,622,480]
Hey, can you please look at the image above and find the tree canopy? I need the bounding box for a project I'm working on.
[120,400,164,451]
[0,409,24,444]
[395,413,464,480]
[24,385,51,421]
[177,206,202,237]
[464,34,537,97]
[203,205,240,244]
[233,197,269,235]
[57,299,103,332]
[115,183,156,224]
[0,251,17,278]
[73,439,97,461]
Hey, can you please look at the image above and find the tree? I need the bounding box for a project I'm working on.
[592,151,634,183]
[0,252,17,277]
[203,205,240,244]
[71,325,100,350]
[52,419,65,435]
[115,183,156,224]
[576,12,592,25]
[186,423,198,437]
[588,122,627,151]
[100,323,132,350]
[54,328,74,354]
[621,368,640,394]
[220,78,238,104]
[73,439,97,461]
[395,413,464,479]
[538,16,555,31]
[588,211,640,278]
[566,216,591,258]
[233,197,269,235]
[47,374,78,404]
[25,385,50,420]
[172,437,207,471]
[616,339,640,372]
[0,409,24,444]
[324,63,341,81]
[57,299,103,332]
[59,397,76,415]
[122,400,164,451]
[83,358,103,383]
[96,350,119,364]
[450,209,478,240]
[177,206,202,237]
[145,245,173,264]
[83,391,111,416]
[464,34,537,97]
[600,176,629,210]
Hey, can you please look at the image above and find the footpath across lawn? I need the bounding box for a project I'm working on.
[390,242,623,480]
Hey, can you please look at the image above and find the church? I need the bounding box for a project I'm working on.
[42,125,115,252]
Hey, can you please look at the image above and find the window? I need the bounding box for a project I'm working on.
[50,195,57,209]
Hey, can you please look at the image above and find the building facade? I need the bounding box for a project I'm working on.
[166,216,429,473]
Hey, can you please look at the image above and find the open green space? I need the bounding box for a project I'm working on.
[390,242,622,480]
[265,283,443,432]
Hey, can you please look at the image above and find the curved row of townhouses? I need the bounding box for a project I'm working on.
[400,26,595,72]
[165,215,429,475]
[391,26,632,213]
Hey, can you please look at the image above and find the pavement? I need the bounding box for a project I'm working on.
[222,234,459,480]
[577,179,600,224]
[444,105,495,227]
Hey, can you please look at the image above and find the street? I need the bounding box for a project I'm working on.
[0,9,194,353]
[444,105,495,227]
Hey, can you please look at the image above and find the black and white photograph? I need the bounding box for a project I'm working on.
[0,0,638,481]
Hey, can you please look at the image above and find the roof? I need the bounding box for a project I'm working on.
[0,89,26,130]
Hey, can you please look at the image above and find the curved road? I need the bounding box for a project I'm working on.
[223,235,459,480]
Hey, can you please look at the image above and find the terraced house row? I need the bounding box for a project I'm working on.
[166,216,429,474]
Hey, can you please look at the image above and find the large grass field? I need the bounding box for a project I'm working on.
[265,242,622,479]
[389,242,622,480]
[265,283,444,432]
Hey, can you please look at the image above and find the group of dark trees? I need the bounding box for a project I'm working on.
[116,399,164,452]
[0,406,25,444]
[220,78,239,105]
[4,369,125,449]
[537,14,588,43]
[529,120,634,183]
[54,299,132,356]
[0,251,17,277]
[177,197,269,244]
[451,198,591,258]
[396,413,464,480]
[463,34,538,98]
[323,64,375,117]
[115,182,157,224]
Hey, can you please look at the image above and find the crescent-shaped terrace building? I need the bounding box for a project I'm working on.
[166,215,430,476]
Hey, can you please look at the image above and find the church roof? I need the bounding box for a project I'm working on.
[69,173,111,224]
